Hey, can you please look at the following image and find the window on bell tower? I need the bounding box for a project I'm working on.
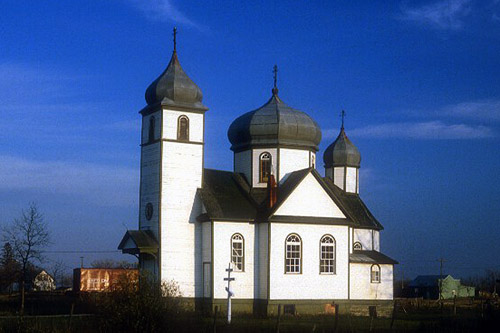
[259,152,271,183]
[177,115,189,141]
[148,116,155,143]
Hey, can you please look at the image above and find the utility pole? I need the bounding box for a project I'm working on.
[80,256,84,268]
[438,258,446,300]
[224,262,235,324]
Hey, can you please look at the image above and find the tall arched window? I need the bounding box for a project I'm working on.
[371,264,381,283]
[285,234,301,274]
[259,152,272,183]
[320,235,336,274]
[148,116,155,143]
[177,116,189,141]
[231,234,244,272]
[353,242,362,251]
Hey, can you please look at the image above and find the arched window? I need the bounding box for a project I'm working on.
[353,242,362,251]
[177,116,189,141]
[148,116,155,143]
[311,154,316,168]
[371,264,381,283]
[231,234,244,272]
[259,152,272,183]
[285,234,301,274]
[320,235,336,274]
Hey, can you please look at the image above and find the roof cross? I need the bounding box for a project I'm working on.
[173,27,177,52]
[341,110,346,129]
[272,65,279,96]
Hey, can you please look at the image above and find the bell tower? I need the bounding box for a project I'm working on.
[138,28,208,296]
[323,111,361,194]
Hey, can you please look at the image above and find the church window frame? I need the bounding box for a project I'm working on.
[177,115,189,141]
[231,233,244,272]
[259,152,272,183]
[371,264,381,283]
[148,116,156,143]
[319,235,336,274]
[285,233,302,274]
[353,242,362,251]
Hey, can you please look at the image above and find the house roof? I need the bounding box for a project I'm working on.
[198,168,384,230]
[408,275,451,288]
[350,250,398,265]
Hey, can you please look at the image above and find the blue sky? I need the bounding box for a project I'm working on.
[1,0,499,280]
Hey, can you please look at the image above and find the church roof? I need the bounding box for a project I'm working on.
[197,168,383,230]
[350,250,398,265]
[323,127,361,168]
[143,50,208,112]
[227,91,322,152]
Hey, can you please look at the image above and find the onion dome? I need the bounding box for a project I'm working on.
[144,31,207,111]
[323,126,361,168]
[228,67,321,152]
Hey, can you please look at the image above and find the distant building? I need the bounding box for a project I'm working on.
[73,268,138,292]
[33,270,56,291]
[408,275,475,299]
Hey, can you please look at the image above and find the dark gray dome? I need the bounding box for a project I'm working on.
[323,127,361,168]
[228,92,322,152]
[145,51,207,111]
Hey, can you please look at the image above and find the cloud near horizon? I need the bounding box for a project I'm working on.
[324,121,495,140]
[440,99,500,121]
[0,155,138,207]
[400,0,472,30]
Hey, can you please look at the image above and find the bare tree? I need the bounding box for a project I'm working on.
[2,203,50,314]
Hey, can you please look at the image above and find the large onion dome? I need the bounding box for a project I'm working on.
[228,87,322,152]
[144,50,207,111]
[323,126,361,168]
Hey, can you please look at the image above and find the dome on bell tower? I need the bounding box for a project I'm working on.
[323,126,361,168]
[144,28,207,111]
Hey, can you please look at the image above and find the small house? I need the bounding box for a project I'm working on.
[408,275,475,299]
[33,270,56,291]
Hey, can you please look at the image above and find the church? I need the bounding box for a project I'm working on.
[119,32,397,315]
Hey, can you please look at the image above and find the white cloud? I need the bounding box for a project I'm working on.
[0,156,138,207]
[126,0,203,30]
[324,121,495,140]
[400,0,472,30]
[440,99,500,121]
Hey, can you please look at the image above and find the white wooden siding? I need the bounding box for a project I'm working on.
[274,173,346,218]
[269,223,349,300]
[162,108,204,142]
[350,263,393,300]
[258,223,268,299]
[373,231,380,251]
[213,222,256,299]
[252,148,277,188]
[334,167,344,190]
[278,148,310,182]
[346,167,357,193]
[141,111,161,144]
[353,229,373,251]
[139,143,161,237]
[160,140,203,297]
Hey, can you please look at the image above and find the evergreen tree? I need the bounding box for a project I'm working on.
[0,242,20,293]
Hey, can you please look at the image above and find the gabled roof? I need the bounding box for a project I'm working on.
[198,169,257,221]
[408,275,452,287]
[118,230,158,255]
[350,250,398,265]
[197,168,383,230]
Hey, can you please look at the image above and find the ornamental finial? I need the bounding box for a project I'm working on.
[272,64,278,96]
[173,27,177,52]
[341,110,346,130]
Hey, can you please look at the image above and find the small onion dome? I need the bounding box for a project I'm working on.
[145,51,207,111]
[228,92,322,152]
[323,127,361,168]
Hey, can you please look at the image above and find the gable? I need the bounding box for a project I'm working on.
[274,173,346,218]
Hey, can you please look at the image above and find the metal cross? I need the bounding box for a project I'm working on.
[341,110,346,129]
[273,65,278,89]
[224,262,235,324]
[173,27,177,51]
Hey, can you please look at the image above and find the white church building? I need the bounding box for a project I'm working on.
[119,35,397,315]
